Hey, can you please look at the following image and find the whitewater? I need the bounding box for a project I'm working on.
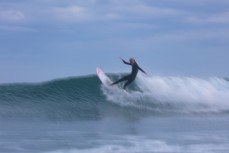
[104,74,229,114]
[0,74,229,153]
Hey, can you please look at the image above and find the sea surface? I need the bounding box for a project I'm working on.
[0,74,229,153]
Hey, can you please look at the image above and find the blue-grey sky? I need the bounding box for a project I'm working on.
[0,0,229,83]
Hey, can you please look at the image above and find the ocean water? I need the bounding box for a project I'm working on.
[0,74,229,153]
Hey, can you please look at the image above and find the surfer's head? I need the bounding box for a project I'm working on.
[129,58,135,64]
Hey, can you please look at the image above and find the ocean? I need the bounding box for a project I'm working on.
[0,74,229,153]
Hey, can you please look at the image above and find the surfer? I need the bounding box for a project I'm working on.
[112,58,147,89]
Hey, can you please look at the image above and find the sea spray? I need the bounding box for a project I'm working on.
[103,74,229,114]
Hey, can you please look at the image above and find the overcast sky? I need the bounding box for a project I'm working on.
[0,0,229,83]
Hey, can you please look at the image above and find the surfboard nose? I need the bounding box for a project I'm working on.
[96,67,101,75]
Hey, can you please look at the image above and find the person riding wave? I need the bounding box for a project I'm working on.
[112,57,147,89]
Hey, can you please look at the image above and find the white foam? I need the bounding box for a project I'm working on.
[46,138,181,153]
[102,74,229,113]
[46,136,229,153]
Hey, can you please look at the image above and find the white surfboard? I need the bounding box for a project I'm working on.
[96,67,113,87]
[96,67,128,94]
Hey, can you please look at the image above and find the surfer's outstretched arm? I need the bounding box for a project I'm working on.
[120,58,131,65]
[137,65,147,75]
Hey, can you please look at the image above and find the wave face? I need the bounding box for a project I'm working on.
[0,76,103,121]
[0,74,229,121]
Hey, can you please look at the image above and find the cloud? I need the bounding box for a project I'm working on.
[51,6,91,22]
[206,11,229,23]
[127,5,180,17]
[43,1,182,23]
[101,1,181,20]
[111,23,158,30]
[0,9,25,22]
[186,11,229,24]
[103,12,122,20]
[0,24,36,32]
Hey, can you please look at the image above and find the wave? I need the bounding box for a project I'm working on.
[0,74,229,121]
[104,74,229,114]
[0,75,104,120]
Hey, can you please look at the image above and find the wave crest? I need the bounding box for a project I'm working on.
[103,74,229,114]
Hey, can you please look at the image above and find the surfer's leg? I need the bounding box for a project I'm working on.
[112,75,129,85]
[123,78,134,89]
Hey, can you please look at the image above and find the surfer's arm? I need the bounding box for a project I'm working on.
[138,65,147,74]
[121,58,131,65]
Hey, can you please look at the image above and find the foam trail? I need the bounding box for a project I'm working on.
[103,74,229,114]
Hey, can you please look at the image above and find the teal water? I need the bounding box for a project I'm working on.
[0,74,229,152]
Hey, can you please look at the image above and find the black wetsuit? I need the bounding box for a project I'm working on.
[112,59,146,89]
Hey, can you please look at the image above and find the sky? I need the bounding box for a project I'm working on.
[0,0,229,83]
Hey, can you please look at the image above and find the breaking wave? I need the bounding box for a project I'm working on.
[0,74,229,121]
